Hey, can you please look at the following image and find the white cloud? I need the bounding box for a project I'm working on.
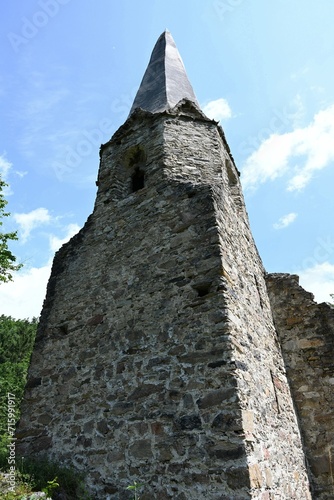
[14,170,28,178]
[289,94,306,129]
[49,223,80,253]
[14,207,52,242]
[299,262,334,304]
[0,155,12,180]
[0,217,81,319]
[0,264,51,319]
[202,98,232,122]
[273,212,297,230]
[241,104,334,191]
[241,133,293,189]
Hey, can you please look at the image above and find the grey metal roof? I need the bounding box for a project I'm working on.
[129,30,199,115]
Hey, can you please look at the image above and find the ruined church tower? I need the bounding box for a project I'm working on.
[17,31,320,499]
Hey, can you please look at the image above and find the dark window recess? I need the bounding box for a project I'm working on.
[194,283,211,297]
[131,167,145,192]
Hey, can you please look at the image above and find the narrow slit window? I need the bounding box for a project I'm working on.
[131,167,145,192]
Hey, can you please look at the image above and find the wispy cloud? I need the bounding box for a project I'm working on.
[13,207,53,242]
[202,98,232,122]
[290,65,310,81]
[24,88,69,117]
[241,104,334,191]
[289,94,306,129]
[49,223,80,253]
[0,155,12,180]
[273,212,298,230]
[14,170,28,178]
[18,88,70,159]
[299,261,334,304]
[11,66,71,161]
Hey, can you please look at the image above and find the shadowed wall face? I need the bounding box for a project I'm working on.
[17,110,248,498]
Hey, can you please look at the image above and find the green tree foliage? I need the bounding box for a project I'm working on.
[0,316,38,457]
[0,177,22,283]
[0,318,93,498]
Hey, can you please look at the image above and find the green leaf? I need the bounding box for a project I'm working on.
[0,176,23,283]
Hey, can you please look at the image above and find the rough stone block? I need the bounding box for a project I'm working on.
[249,463,263,488]
[197,388,235,409]
[225,466,250,489]
[208,442,245,461]
[175,414,202,430]
[129,439,153,460]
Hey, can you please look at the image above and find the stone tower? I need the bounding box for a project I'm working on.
[17,31,317,499]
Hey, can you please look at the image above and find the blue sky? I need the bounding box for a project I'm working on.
[1,0,334,319]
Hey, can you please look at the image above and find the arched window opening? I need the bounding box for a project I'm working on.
[123,145,146,194]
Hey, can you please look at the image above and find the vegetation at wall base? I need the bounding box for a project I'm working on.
[0,455,92,499]
[0,316,92,499]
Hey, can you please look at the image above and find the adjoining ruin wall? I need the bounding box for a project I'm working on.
[17,106,311,499]
[266,273,334,500]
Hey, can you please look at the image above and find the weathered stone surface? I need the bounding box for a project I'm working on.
[129,440,153,460]
[208,443,245,461]
[211,412,243,432]
[266,273,334,500]
[128,383,164,401]
[197,388,235,409]
[225,466,250,489]
[249,463,263,489]
[175,414,202,430]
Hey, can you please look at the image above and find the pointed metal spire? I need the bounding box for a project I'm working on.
[129,30,199,115]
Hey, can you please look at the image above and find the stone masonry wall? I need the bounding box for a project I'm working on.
[17,105,311,499]
[266,273,334,499]
[162,109,311,498]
